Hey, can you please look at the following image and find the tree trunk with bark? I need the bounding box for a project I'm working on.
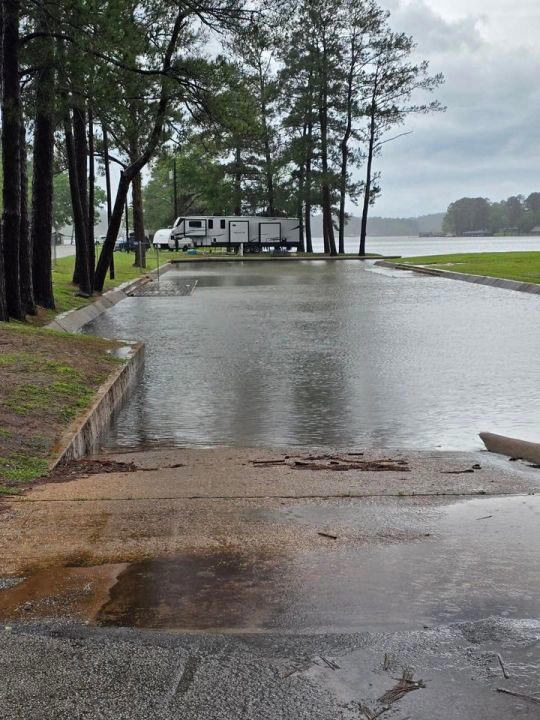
[338,54,355,255]
[101,122,115,279]
[64,110,92,295]
[131,168,146,268]
[30,31,55,309]
[1,0,24,319]
[318,62,337,256]
[19,126,35,314]
[87,106,95,277]
[258,67,275,216]
[0,3,7,321]
[234,145,242,215]
[94,10,184,292]
[72,104,90,288]
[359,75,378,257]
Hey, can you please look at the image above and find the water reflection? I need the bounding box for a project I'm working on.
[85,261,540,450]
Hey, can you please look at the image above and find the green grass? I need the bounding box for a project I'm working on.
[396,251,540,284]
[33,249,177,324]
[0,323,123,493]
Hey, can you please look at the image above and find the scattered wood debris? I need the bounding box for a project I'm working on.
[318,531,338,540]
[379,669,425,705]
[476,515,493,520]
[45,458,140,484]
[358,704,385,719]
[251,454,410,473]
[496,688,540,704]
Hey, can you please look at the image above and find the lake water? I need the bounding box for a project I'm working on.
[85,259,540,451]
[313,234,540,256]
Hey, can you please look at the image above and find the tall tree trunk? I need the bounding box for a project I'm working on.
[304,120,313,254]
[131,169,146,268]
[64,110,92,295]
[297,167,305,253]
[19,126,35,314]
[338,58,354,255]
[318,99,336,255]
[101,122,114,279]
[234,145,242,216]
[72,104,90,288]
[94,9,184,292]
[0,3,7,321]
[360,77,378,257]
[30,32,55,309]
[296,125,307,253]
[258,69,275,216]
[87,105,95,279]
[1,0,23,319]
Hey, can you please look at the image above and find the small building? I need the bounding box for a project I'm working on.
[529,226,540,235]
[462,229,490,237]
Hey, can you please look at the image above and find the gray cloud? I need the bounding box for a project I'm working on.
[358,0,540,216]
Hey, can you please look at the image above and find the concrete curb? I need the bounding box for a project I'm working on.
[48,341,145,470]
[375,260,540,296]
[45,262,173,333]
[170,255,400,264]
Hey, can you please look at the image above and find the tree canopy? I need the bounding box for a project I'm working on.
[0,0,442,320]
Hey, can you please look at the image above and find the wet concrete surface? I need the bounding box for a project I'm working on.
[1,618,539,719]
[1,449,539,634]
[3,494,538,635]
[1,449,539,717]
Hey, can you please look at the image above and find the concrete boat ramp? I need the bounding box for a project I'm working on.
[1,447,539,718]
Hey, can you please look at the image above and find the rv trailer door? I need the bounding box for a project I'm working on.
[229,220,249,244]
[259,222,281,244]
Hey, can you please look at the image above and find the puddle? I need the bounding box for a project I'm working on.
[0,565,126,622]
[1,496,539,632]
[98,553,283,630]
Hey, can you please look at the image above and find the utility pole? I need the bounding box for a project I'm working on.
[102,123,114,279]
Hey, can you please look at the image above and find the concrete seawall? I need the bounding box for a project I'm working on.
[375,260,540,296]
[43,263,171,467]
[49,341,144,469]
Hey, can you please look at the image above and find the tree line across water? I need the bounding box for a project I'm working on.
[443,194,540,236]
[0,0,443,322]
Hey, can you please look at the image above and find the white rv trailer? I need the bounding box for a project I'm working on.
[170,216,300,251]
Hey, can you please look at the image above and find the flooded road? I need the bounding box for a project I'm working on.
[85,261,540,450]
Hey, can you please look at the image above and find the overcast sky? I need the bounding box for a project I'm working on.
[366,0,540,217]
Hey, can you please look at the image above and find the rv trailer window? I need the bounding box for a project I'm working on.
[220,219,226,229]
[208,219,213,229]
[188,220,202,228]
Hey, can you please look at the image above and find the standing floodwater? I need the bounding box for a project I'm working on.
[85,261,540,450]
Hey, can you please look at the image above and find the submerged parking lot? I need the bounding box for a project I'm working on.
[86,260,540,450]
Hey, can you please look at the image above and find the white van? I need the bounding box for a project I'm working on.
[153,228,194,251]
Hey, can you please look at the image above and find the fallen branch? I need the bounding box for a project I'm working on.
[496,688,540,704]
[379,669,425,704]
[497,653,509,679]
